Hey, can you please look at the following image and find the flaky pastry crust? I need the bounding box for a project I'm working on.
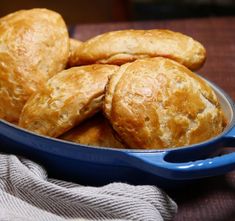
[19,64,119,137]
[104,57,225,149]
[67,38,83,67]
[0,8,69,122]
[72,29,206,70]
[60,113,125,148]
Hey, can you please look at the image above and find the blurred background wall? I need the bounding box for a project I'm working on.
[1,0,235,25]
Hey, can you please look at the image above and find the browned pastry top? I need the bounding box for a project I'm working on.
[104,57,225,149]
[19,64,119,137]
[72,29,206,70]
[60,113,125,149]
[0,8,69,122]
[67,38,83,67]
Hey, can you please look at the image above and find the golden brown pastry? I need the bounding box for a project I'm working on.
[19,64,119,137]
[60,113,125,148]
[104,57,225,149]
[71,29,206,70]
[67,38,83,67]
[0,8,69,123]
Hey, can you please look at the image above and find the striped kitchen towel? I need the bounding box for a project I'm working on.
[0,153,177,221]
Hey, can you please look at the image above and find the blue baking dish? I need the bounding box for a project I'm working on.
[0,77,235,187]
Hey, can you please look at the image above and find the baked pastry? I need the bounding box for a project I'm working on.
[60,113,125,148]
[71,29,206,70]
[0,8,69,123]
[104,57,225,149]
[67,38,83,67]
[19,64,119,137]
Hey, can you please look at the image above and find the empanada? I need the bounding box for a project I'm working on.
[19,64,119,137]
[104,57,225,149]
[60,113,125,148]
[0,8,69,122]
[71,29,206,70]
[67,38,83,67]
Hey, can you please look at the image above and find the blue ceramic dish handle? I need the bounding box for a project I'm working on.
[127,127,235,180]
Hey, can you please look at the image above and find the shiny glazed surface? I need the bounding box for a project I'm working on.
[104,57,225,149]
[0,8,69,122]
[19,64,119,137]
[72,29,206,70]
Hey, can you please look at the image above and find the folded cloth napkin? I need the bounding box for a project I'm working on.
[0,153,177,221]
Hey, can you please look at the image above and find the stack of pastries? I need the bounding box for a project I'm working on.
[0,9,226,149]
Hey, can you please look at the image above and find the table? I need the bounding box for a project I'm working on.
[71,17,235,221]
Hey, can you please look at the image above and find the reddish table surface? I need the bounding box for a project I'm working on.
[72,17,235,221]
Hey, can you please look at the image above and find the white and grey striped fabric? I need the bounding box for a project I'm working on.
[0,153,177,221]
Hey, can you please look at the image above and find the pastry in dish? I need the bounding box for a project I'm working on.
[67,38,83,67]
[0,8,69,123]
[60,113,125,148]
[19,64,119,137]
[71,29,206,70]
[104,57,225,149]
